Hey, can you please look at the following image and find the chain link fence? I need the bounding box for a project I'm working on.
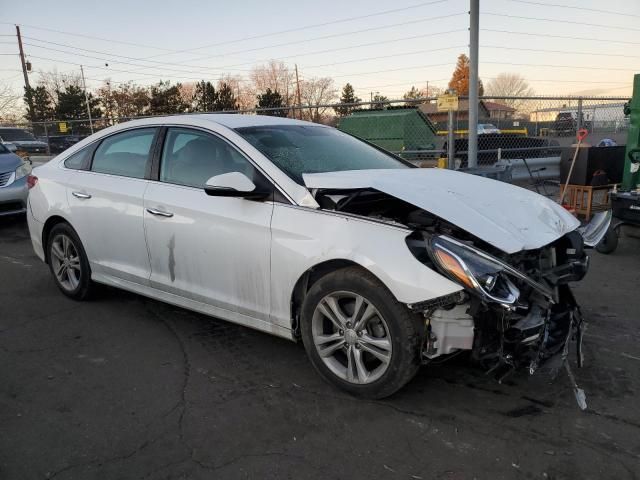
[1,95,630,185]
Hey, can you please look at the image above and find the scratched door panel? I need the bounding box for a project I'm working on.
[143,181,273,321]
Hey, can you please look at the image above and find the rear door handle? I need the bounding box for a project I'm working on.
[146,208,174,218]
[72,191,92,199]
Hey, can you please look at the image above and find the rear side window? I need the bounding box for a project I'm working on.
[91,128,156,179]
[64,148,91,170]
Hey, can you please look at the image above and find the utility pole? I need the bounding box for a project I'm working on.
[79,65,94,134]
[468,0,480,168]
[294,64,302,120]
[16,25,34,123]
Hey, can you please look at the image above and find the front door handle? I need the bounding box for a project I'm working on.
[146,208,174,218]
[72,191,92,199]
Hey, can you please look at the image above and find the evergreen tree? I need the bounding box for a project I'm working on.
[371,94,389,110]
[149,81,188,115]
[55,85,101,120]
[335,83,361,116]
[256,88,286,116]
[24,85,54,122]
[192,81,218,112]
[215,82,238,111]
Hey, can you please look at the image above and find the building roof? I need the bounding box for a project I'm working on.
[418,100,490,116]
[482,101,516,112]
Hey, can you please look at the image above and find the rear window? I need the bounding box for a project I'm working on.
[91,128,156,179]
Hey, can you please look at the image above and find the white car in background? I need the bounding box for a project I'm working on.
[26,115,607,398]
[477,123,501,134]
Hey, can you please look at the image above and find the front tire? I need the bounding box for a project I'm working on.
[300,267,423,399]
[47,223,92,300]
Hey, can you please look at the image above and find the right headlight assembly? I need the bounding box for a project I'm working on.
[428,235,554,307]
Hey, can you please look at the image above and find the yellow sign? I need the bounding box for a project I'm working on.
[59,122,68,133]
[437,94,459,112]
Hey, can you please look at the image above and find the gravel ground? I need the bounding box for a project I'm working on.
[1,214,639,480]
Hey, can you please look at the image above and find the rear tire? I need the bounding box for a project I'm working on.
[47,223,93,300]
[300,266,423,399]
[595,227,618,254]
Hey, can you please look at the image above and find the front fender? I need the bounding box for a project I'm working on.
[270,204,463,329]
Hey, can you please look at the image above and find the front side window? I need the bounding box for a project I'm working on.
[91,128,156,179]
[234,125,410,184]
[160,128,259,188]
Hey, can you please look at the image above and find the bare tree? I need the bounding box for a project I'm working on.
[300,77,337,123]
[0,83,21,121]
[37,68,83,109]
[485,73,535,109]
[217,74,253,110]
[250,61,294,107]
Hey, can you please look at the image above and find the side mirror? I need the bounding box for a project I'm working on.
[204,172,272,200]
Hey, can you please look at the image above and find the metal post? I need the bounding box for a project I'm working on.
[43,122,50,155]
[80,65,94,134]
[468,0,480,168]
[447,108,455,169]
[576,97,583,133]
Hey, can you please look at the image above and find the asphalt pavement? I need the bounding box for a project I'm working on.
[1,214,639,480]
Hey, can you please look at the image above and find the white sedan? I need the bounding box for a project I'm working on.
[26,115,607,398]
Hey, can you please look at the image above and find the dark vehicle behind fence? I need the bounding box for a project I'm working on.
[0,128,49,154]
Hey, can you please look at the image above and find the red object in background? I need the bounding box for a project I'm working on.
[27,175,38,189]
[577,128,588,142]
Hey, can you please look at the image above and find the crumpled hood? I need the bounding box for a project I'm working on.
[303,168,580,254]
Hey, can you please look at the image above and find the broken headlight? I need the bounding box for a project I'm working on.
[428,235,554,306]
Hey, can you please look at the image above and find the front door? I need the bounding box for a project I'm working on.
[143,127,273,321]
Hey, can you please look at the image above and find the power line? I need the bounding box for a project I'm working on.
[0,21,176,51]
[332,62,454,78]
[507,0,640,18]
[119,12,469,75]
[26,55,224,82]
[2,1,453,68]
[482,45,640,59]
[483,12,640,31]
[22,42,253,75]
[22,36,248,72]
[142,0,450,59]
[484,61,636,72]
[483,28,640,46]
[303,46,466,70]
[21,27,468,76]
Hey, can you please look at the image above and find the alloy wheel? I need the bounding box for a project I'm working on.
[311,291,392,385]
[50,233,81,292]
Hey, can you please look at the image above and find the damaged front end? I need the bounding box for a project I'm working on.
[308,182,590,406]
[411,233,587,382]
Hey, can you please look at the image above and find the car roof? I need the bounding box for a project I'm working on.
[139,113,323,129]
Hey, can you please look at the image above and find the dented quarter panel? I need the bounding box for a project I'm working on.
[303,168,580,254]
[269,203,464,329]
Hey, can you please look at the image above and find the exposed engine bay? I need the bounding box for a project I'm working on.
[313,187,589,404]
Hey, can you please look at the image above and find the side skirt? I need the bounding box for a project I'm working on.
[91,272,295,341]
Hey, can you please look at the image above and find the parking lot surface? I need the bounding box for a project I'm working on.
[1,214,639,480]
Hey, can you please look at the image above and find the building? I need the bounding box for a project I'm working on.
[483,101,516,120]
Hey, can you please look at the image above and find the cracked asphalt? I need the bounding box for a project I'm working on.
[1,214,640,480]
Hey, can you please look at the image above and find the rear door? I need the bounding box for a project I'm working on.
[143,127,274,321]
[67,127,159,284]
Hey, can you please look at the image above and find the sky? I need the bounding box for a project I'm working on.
[0,0,638,100]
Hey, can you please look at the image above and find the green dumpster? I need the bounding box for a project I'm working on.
[337,108,437,162]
